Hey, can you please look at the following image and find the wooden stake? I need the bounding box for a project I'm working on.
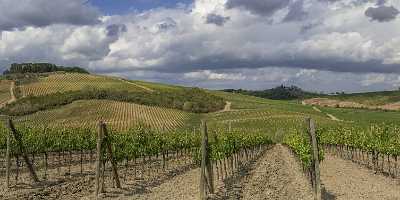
[102,122,121,189]
[307,118,321,200]
[200,121,214,200]
[7,119,39,183]
[95,121,104,197]
[6,129,10,188]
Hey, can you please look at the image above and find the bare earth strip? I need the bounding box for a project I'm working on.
[223,101,231,112]
[118,79,155,93]
[217,101,232,113]
[119,144,314,200]
[313,106,345,122]
[241,144,314,200]
[120,168,200,200]
[321,154,400,200]
[8,81,16,103]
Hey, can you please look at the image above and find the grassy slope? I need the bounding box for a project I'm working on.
[325,90,400,106]
[4,72,225,116]
[318,106,400,125]
[206,91,339,142]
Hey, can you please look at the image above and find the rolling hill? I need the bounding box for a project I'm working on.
[1,69,400,200]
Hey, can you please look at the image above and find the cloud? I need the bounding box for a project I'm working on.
[61,25,123,61]
[361,74,386,86]
[183,70,246,80]
[2,0,400,92]
[0,0,100,31]
[205,13,230,26]
[365,5,399,22]
[376,0,387,6]
[225,0,291,16]
[106,24,127,37]
[283,0,308,22]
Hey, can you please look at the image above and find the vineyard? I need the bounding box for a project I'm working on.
[0,119,273,199]
[15,100,195,132]
[18,73,149,97]
[0,72,399,199]
[0,80,11,106]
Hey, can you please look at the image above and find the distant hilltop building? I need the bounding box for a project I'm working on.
[3,63,89,74]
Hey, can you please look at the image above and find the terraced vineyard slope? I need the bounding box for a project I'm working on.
[16,99,195,131]
[18,73,148,97]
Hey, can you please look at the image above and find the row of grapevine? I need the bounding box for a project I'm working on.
[16,100,192,132]
[19,73,146,97]
[0,123,272,164]
[0,120,273,190]
[319,124,400,156]
[318,123,400,177]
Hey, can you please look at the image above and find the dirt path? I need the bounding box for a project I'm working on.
[118,144,314,200]
[240,144,314,200]
[312,106,344,122]
[118,79,154,92]
[326,113,341,121]
[120,168,200,200]
[313,106,322,112]
[217,101,232,113]
[8,81,16,103]
[223,101,231,112]
[321,154,400,200]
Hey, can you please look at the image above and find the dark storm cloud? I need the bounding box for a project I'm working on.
[205,13,230,26]
[376,0,386,6]
[365,6,399,22]
[106,24,127,37]
[94,49,400,75]
[283,0,308,22]
[0,0,100,31]
[365,5,399,22]
[225,0,291,16]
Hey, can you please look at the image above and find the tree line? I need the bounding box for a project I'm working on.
[223,85,322,100]
[3,63,89,75]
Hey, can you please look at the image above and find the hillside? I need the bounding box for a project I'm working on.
[330,90,400,105]
[1,72,225,116]
[0,71,400,200]
[224,85,400,111]
[16,99,196,132]
[17,72,146,97]
[303,92,400,111]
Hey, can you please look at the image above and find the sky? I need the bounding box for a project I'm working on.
[0,0,400,93]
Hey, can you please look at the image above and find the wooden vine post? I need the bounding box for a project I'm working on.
[7,119,39,183]
[6,127,10,188]
[95,121,104,197]
[307,118,321,200]
[101,122,121,189]
[95,121,121,198]
[200,121,214,200]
